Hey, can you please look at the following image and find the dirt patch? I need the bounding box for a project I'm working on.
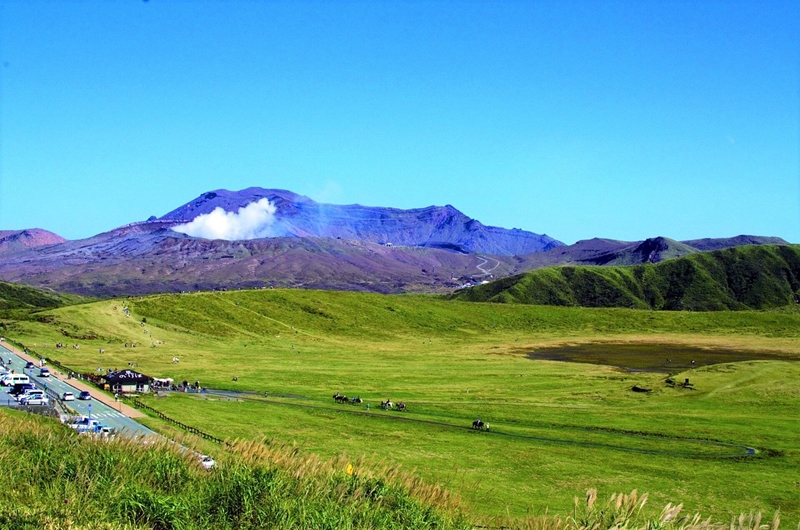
[527,343,799,372]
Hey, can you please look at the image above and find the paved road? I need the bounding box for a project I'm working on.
[1,343,155,437]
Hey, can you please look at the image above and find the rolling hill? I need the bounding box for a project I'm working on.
[0,279,88,313]
[452,244,800,310]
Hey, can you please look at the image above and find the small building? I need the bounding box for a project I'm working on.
[105,369,151,394]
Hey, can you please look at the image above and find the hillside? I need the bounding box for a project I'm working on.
[0,228,66,253]
[0,408,467,529]
[0,279,87,313]
[0,227,518,297]
[7,290,800,522]
[452,245,800,310]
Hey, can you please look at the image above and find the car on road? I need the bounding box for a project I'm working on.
[19,391,49,406]
[2,373,30,386]
[25,361,36,369]
[62,391,75,401]
[78,391,92,400]
[8,383,36,396]
[38,367,50,378]
[69,417,100,433]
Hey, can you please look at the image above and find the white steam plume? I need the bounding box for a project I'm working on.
[172,198,278,240]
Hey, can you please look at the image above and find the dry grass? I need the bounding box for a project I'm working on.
[474,490,785,530]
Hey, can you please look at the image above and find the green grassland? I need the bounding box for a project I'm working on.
[452,245,800,310]
[3,289,800,525]
[0,407,467,529]
[0,278,89,315]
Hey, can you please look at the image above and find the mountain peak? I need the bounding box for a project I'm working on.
[159,188,562,255]
[0,228,67,253]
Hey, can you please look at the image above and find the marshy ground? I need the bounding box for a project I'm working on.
[528,343,800,372]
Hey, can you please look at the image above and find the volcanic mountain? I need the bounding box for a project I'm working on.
[0,188,790,297]
[160,188,562,255]
[0,189,559,296]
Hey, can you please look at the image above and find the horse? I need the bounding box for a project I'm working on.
[472,419,489,431]
[395,402,406,411]
[350,396,362,404]
[380,400,393,410]
[334,393,348,403]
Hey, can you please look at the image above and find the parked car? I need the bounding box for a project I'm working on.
[69,417,100,433]
[8,382,36,396]
[78,391,92,400]
[19,391,49,406]
[38,367,50,378]
[199,455,216,470]
[62,391,75,401]
[95,426,113,437]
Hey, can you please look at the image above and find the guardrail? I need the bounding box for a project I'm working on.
[127,398,226,445]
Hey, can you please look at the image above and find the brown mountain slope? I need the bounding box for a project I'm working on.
[0,225,516,296]
[0,229,66,253]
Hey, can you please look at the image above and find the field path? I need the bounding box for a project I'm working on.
[203,390,757,459]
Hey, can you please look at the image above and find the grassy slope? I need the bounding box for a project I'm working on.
[0,279,88,313]
[452,245,800,310]
[4,290,800,524]
[0,407,467,529]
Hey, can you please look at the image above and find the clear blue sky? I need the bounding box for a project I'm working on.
[1,1,798,244]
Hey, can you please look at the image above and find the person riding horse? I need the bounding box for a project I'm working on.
[472,418,489,431]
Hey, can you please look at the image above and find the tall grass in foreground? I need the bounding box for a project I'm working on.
[0,408,791,529]
[478,490,787,530]
[0,408,467,529]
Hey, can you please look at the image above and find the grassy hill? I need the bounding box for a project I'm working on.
[0,279,88,315]
[5,289,800,523]
[452,245,800,310]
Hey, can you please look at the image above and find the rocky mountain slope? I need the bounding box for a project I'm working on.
[0,221,519,297]
[160,188,563,255]
[0,229,66,253]
[0,188,791,298]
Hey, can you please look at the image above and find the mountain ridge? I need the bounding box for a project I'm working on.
[159,187,563,256]
[0,188,792,297]
[451,244,800,311]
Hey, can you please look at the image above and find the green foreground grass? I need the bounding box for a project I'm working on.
[3,289,800,526]
[0,408,467,530]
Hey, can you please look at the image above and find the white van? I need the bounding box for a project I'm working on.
[1,374,30,386]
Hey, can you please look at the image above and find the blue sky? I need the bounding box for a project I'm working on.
[1,1,798,244]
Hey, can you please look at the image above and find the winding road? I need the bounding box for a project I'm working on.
[475,255,500,276]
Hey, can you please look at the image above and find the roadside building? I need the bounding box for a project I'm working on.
[104,369,151,394]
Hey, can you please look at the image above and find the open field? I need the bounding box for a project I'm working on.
[3,289,800,525]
